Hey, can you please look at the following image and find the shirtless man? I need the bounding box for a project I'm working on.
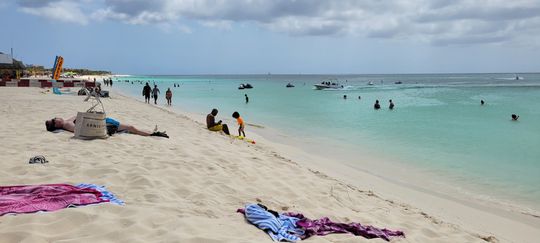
[45,116,168,138]
[206,109,230,135]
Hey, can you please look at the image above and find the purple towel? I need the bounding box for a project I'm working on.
[0,184,108,216]
[285,212,404,241]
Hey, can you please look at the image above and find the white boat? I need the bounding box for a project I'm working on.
[314,79,344,90]
[367,81,374,85]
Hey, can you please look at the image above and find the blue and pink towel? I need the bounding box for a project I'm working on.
[0,183,123,216]
[238,203,405,242]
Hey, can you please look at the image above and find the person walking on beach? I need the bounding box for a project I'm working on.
[374,100,381,110]
[245,94,249,104]
[389,99,395,110]
[152,85,160,105]
[206,109,230,135]
[165,88,172,106]
[142,82,151,104]
[232,111,246,137]
[110,79,113,87]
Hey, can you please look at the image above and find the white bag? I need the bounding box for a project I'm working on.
[74,92,107,139]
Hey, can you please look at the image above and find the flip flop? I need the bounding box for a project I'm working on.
[29,155,49,164]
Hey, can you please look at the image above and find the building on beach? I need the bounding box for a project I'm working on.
[0,52,25,81]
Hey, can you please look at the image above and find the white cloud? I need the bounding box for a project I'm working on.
[15,0,540,45]
[199,20,232,31]
[19,0,89,25]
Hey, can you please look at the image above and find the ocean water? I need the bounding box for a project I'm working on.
[112,73,540,211]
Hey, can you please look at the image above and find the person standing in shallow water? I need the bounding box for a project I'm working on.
[142,82,151,104]
[389,99,394,110]
[374,100,381,110]
[152,85,160,105]
[245,94,249,103]
[165,88,172,106]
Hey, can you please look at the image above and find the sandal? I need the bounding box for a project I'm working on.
[29,155,49,164]
[151,131,169,138]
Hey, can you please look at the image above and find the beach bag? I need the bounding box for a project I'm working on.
[74,92,107,139]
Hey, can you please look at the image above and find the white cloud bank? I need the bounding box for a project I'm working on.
[15,0,540,45]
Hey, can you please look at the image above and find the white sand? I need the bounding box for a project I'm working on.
[0,87,525,242]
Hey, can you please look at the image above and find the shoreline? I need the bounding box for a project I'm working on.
[111,90,540,242]
[114,86,540,212]
[1,87,537,242]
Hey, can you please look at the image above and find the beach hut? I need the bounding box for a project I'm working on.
[0,52,25,81]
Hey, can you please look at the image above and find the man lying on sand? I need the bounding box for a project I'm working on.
[45,116,169,138]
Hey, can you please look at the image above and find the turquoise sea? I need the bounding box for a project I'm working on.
[112,73,540,211]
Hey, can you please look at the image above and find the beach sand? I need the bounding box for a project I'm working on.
[0,87,510,242]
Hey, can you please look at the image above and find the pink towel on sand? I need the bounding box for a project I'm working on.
[0,184,107,216]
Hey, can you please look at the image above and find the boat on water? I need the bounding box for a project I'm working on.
[367,81,374,85]
[238,83,253,89]
[286,83,295,88]
[314,79,344,90]
[395,81,403,84]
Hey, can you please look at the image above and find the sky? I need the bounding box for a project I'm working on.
[1,0,539,74]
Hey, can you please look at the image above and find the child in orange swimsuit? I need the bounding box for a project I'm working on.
[232,111,245,137]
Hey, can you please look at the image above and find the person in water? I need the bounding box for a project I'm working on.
[232,111,246,137]
[206,109,230,135]
[45,116,168,137]
[481,100,485,105]
[343,95,347,99]
[152,85,160,105]
[165,88,172,106]
[142,83,151,104]
[374,100,381,110]
[389,99,394,110]
[511,114,519,121]
[245,94,249,103]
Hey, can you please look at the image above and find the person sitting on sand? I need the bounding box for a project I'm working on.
[206,109,230,135]
[374,100,381,110]
[95,84,102,95]
[511,114,519,121]
[232,111,246,137]
[45,116,168,138]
